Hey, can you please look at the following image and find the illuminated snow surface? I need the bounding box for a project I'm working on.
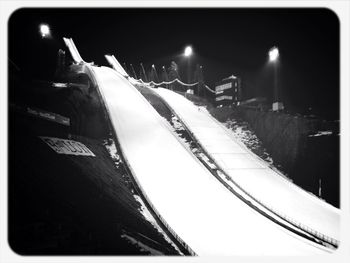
[155,87,340,242]
[133,195,183,255]
[103,139,183,254]
[91,66,334,255]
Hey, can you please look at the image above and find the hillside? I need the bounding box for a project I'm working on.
[8,70,181,255]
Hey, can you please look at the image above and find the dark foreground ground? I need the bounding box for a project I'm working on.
[8,71,181,255]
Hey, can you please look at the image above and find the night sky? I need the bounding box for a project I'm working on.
[9,8,339,119]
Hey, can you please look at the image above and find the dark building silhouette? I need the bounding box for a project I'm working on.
[214,75,242,107]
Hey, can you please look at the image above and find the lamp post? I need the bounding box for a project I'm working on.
[162,66,169,89]
[184,46,193,93]
[130,64,137,79]
[184,46,193,83]
[152,64,159,83]
[140,63,147,82]
[269,46,284,111]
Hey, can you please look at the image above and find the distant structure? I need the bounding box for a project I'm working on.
[239,97,268,111]
[54,49,66,79]
[214,75,242,107]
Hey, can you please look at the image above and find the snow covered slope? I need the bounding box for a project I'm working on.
[154,87,340,244]
[90,66,335,255]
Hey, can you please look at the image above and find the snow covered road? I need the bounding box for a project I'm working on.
[90,66,334,255]
[154,87,340,245]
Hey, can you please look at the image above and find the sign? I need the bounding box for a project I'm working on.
[40,136,95,156]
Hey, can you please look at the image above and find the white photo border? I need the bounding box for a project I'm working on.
[1,1,349,263]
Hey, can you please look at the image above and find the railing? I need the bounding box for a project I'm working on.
[137,78,216,94]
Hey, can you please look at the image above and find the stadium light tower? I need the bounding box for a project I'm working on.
[268,46,284,111]
[39,23,51,38]
[184,46,193,88]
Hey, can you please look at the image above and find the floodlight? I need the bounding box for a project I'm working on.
[39,24,50,38]
[184,46,193,57]
[269,46,279,62]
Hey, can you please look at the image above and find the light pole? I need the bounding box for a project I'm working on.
[162,66,169,89]
[184,46,193,83]
[152,64,159,83]
[269,46,284,111]
[140,63,148,82]
[184,45,193,93]
[130,64,137,79]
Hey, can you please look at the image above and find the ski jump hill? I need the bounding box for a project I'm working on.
[64,38,340,256]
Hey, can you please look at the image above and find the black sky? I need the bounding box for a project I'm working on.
[9,8,339,119]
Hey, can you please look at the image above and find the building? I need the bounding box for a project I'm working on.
[215,75,242,107]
